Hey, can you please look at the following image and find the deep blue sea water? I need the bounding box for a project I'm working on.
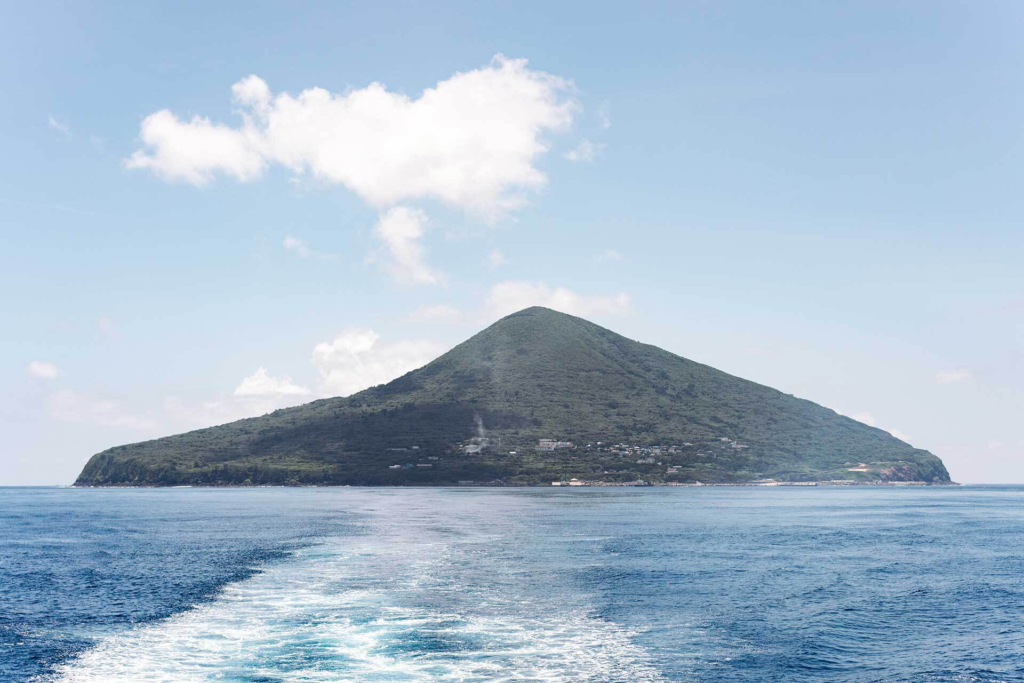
[2,486,1023,682]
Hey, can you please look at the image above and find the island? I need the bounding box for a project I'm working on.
[75,307,952,487]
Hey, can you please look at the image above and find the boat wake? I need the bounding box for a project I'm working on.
[51,497,666,682]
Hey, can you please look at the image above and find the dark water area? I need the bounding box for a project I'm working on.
[2,486,1023,682]
[0,488,352,681]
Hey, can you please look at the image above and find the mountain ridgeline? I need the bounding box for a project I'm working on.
[76,307,951,486]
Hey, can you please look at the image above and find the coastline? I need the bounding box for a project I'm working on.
[70,480,960,489]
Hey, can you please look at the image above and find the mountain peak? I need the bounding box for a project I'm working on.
[489,305,587,330]
[507,305,559,315]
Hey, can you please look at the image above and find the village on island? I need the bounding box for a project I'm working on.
[381,434,937,487]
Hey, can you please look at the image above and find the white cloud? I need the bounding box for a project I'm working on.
[312,329,446,397]
[988,439,1003,451]
[372,206,444,285]
[283,235,337,260]
[50,390,157,430]
[167,333,445,428]
[597,101,611,130]
[484,281,630,320]
[126,57,582,287]
[283,235,311,256]
[233,367,310,397]
[126,55,576,218]
[48,114,71,139]
[162,367,310,429]
[563,138,603,163]
[596,249,622,263]
[161,368,310,430]
[936,369,973,384]
[26,361,60,379]
[487,248,506,270]
[408,304,463,323]
[125,110,266,186]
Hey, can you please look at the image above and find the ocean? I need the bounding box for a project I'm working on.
[1,486,1022,682]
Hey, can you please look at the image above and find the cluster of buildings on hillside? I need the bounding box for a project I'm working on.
[445,436,754,459]
[383,434,755,472]
[579,438,751,457]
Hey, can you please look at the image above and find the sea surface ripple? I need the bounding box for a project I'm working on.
[2,486,1023,682]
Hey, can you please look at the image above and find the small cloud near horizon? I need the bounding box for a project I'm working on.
[936,369,973,384]
[563,138,604,163]
[27,361,60,379]
[597,101,611,130]
[233,367,310,398]
[312,329,445,397]
[48,114,71,139]
[487,248,506,270]
[283,235,338,261]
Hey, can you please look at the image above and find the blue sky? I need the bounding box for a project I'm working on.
[2,1,1022,484]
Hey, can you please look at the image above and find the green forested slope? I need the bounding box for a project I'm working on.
[76,307,951,486]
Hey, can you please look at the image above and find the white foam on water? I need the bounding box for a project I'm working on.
[50,537,667,683]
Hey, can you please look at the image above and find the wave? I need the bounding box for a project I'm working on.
[51,536,666,682]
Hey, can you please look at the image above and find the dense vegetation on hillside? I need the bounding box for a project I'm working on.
[76,307,951,486]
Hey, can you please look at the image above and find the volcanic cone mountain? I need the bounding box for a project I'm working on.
[76,307,951,486]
